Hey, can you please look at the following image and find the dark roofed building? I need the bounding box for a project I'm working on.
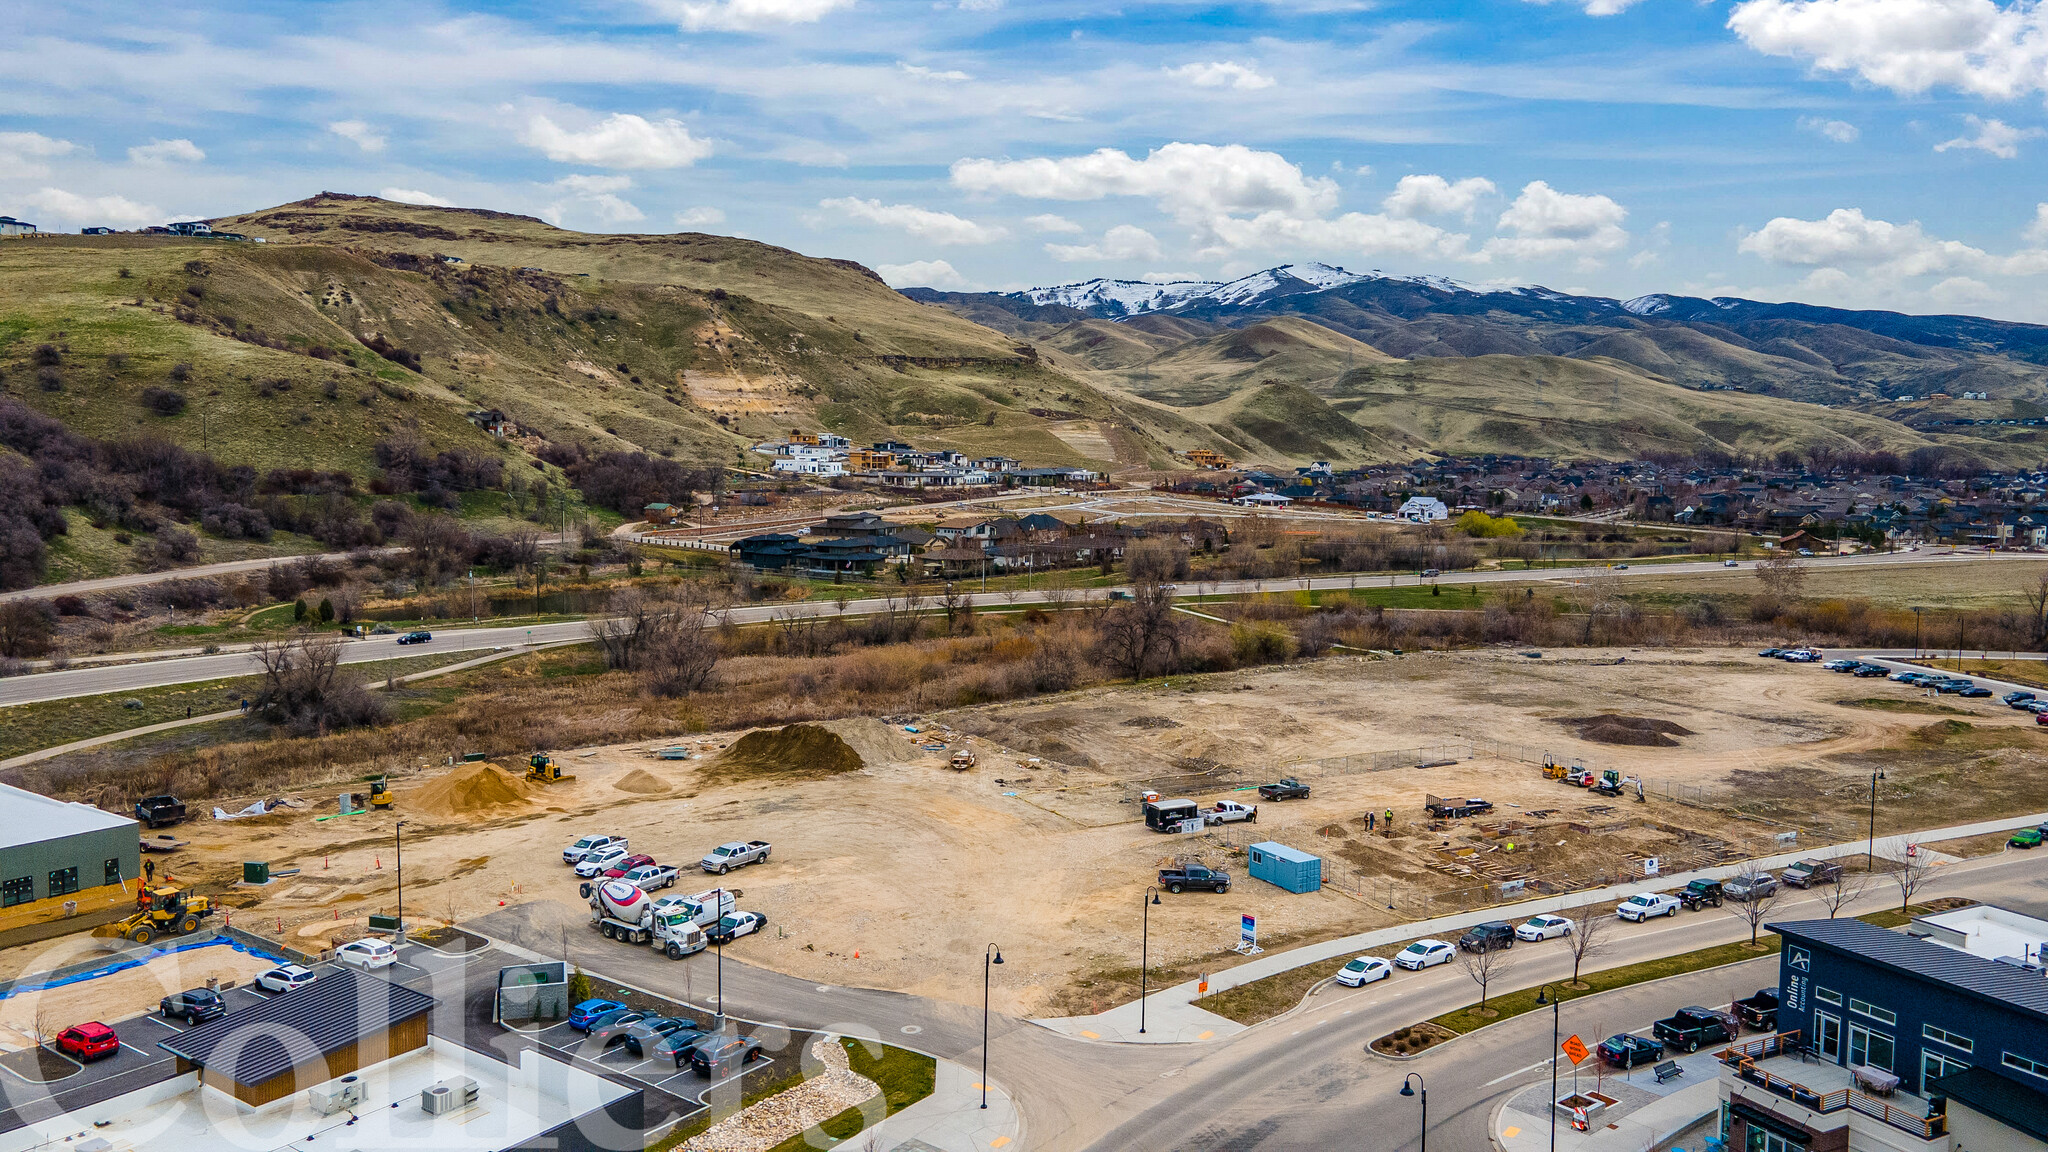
[1933,1064,2048,1148]
[158,967,436,1106]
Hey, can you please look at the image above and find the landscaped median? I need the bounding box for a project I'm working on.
[648,1035,936,1152]
[1365,902,1960,1058]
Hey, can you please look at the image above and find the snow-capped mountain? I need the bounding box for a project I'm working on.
[1009,262,1469,318]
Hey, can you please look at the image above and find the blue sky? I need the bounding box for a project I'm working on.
[6,0,2048,318]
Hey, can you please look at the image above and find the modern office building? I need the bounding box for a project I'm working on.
[0,782,139,909]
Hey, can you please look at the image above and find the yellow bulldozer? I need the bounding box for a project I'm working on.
[95,885,213,945]
[526,752,575,784]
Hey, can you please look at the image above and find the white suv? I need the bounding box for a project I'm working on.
[1617,893,1681,922]
[335,939,397,969]
[575,844,631,878]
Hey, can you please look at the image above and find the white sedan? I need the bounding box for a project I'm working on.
[1393,940,1455,970]
[1515,915,1573,942]
[335,939,397,969]
[254,964,317,993]
[1334,956,1392,987]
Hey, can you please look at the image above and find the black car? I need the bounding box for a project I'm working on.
[1457,921,1515,953]
[587,1010,655,1048]
[160,988,226,1025]
[2007,691,2041,708]
[1678,879,1723,910]
[688,1033,765,1077]
[1959,686,1995,698]
[1757,648,1783,658]
[650,1028,716,1067]
[1852,664,1891,677]
[397,630,433,645]
[1598,1033,1663,1068]
[622,1017,700,1058]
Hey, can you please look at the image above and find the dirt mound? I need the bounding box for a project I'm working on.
[1555,715,1696,747]
[410,763,534,817]
[1122,716,1181,729]
[712,724,865,780]
[613,769,670,794]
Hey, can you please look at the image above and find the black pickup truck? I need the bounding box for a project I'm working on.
[1425,794,1495,819]
[1158,864,1231,894]
[134,794,187,829]
[1734,988,1780,1031]
[1257,778,1311,801]
[1653,1006,1739,1053]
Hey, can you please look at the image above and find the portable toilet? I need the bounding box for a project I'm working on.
[1247,841,1321,893]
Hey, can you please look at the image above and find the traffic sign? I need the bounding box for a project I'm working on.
[1561,1034,1589,1065]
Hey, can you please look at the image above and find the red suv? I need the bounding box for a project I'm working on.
[604,854,656,879]
[57,1022,119,1061]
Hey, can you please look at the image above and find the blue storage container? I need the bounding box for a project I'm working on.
[1246,841,1321,893]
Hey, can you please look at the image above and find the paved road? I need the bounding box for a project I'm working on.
[0,549,2007,707]
[469,848,2048,1151]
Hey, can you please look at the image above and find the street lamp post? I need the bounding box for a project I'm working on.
[1399,1073,1427,1152]
[1867,771,1886,870]
[393,820,408,944]
[1140,888,1160,1034]
[1535,985,1562,1152]
[982,943,1004,1109]
[712,886,727,1029]
[1912,606,1924,657]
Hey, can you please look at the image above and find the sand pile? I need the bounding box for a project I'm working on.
[712,724,865,780]
[1555,715,1696,747]
[613,769,670,794]
[410,763,534,817]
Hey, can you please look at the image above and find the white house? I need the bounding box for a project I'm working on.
[1397,496,1449,522]
[0,216,37,237]
[1233,492,1292,507]
[771,456,846,477]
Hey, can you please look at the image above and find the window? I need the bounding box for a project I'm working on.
[1924,1050,1970,1083]
[1746,1128,1799,1152]
[1849,998,1896,1025]
[2005,1052,2048,1081]
[104,858,122,886]
[1,876,30,908]
[1815,987,1842,1006]
[46,867,78,897]
[1850,1025,1895,1072]
[1923,1024,1973,1053]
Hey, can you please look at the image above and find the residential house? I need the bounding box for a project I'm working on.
[1397,496,1449,522]
[847,449,896,472]
[0,216,36,237]
[642,503,685,526]
[167,220,212,235]
[1186,449,1234,470]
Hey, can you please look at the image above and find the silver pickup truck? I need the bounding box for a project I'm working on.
[701,840,772,874]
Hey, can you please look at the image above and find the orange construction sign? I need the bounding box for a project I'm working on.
[1561,1034,1590,1065]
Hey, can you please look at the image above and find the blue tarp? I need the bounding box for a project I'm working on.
[0,935,288,1002]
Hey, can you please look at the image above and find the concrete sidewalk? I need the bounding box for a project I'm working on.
[1496,1049,1723,1152]
[865,1057,1021,1152]
[1032,808,2047,1045]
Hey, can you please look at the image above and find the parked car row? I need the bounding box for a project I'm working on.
[566,834,773,885]
[1758,647,1822,663]
[1599,990,1780,1067]
[1885,668,1995,697]
[565,1001,767,1074]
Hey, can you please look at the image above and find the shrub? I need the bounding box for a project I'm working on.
[141,387,189,416]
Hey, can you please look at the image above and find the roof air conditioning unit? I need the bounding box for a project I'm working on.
[421,1076,478,1115]
[308,1074,364,1116]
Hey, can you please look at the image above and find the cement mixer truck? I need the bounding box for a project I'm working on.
[582,879,709,959]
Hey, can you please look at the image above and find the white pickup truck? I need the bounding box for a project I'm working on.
[621,864,679,891]
[563,834,625,865]
[654,887,738,928]
[701,840,772,874]
[1202,800,1259,825]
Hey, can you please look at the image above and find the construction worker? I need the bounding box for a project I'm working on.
[1385,807,1395,830]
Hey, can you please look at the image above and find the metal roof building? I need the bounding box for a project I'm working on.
[0,782,138,910]
[159,967,437,1106]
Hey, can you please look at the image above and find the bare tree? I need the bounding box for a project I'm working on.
[1813,869,1871,919]
[937,581,971,635]
[1724,869,1785,947]
[1754,550,1808,602]
[251,634,387,735]
[2023,571,2048,646]
[1460,943,1514,1015]
[1564,908,1610,988]
[1040,581,1075,614]
[1882,839,1935,912]
[640,594,720,697]
[1094,580,1184,680]
[592,588,657,671]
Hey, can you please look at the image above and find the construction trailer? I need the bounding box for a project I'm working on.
[1247,841,1322,893]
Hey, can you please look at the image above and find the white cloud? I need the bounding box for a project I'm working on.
[381,187,455,207]
[328,120,387,153]
[1024,213,1083,234]
[20,188,163,227]
[1799,116,1860,143]
[1738,207,1995,277]
[1204,212,1470,261]
[676,206,727,227]
[1046,224,1164,262]
[547,174,643,223]
[1935,114,2041,158]
[1928,275,1999,308]
[1525,0,1652,13]
[663,0,857,31]
[770,142,851,167]
[2024,203,2048,243]
[954,0,1003,9]
[1728,0,2048,100]
[127,138,204,165]
[952,142,1338,226]
[899,63,972,82]
[817,197,1005,244]
[1481,180,1629,262]
[877,259,969,289]
[1382,174,1497,220]
[0,132,77,179]
[1166,61,1277,91]
[520,112,711,169]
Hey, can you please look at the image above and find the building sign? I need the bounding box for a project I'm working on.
[1785,973,1806,1014]
[1787,945,1810,973]
[1643,857,1660,877]
[1241,915,1256,948]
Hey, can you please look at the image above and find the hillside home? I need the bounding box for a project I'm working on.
[0,216,36,237]
[1397,496,1449,522]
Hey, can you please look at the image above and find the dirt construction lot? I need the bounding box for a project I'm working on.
[21,648,2046,1018]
